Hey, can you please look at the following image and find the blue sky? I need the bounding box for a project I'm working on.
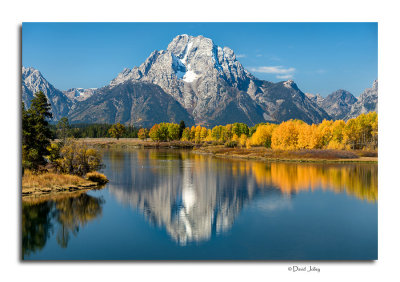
[22,22,377,96]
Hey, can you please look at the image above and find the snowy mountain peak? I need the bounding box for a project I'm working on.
[62,87,97,101]
[22,66,72,120]
[110,34,249,89]
[106,35,333,125]
[283,80,299,91]
[22,66,49,90]
[165,34,241,78]
[167,34,195,59]
[22,66,41,77]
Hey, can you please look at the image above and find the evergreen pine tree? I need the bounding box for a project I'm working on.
[178,120,186,139]
[22,91,53,171]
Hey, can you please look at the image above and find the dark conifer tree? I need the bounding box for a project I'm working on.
[22,91,53,171]
[178,120,186,139]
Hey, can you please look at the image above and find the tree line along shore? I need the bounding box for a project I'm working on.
[65,110,377,163]
[52,112,377,153]
[22,91,377,198]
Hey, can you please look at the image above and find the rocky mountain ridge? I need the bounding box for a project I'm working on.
[306,80,378,121]
[22,66,72,120]
[68,81,194,127]
[21,34,378,126]
[345,80,378,120]
[108,34,331,125]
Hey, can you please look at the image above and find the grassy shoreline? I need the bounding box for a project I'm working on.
[77,138,195,149]
[77,138,377,163]
[194,147,377,163]
[22,171,106,201]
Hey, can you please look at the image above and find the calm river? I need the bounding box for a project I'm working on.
[22,149,377,260]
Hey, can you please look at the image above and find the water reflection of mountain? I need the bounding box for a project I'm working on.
[22,192,104,258]
[106,150,274,245]
[105,150,377,246]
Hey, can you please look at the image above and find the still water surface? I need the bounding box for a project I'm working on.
[23,149,377,260]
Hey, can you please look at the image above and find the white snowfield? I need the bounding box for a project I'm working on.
[182,70,198,83]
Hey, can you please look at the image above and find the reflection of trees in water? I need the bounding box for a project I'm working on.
[247,162,377,202]
[22,201,53,258]
[22,193,104,258]
[106,150,378,246]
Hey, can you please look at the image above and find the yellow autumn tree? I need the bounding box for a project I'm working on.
[200,127,208,142]
[194,125,202,143]
[225,124,233,141]
[204,129,213,142]
[271,120,303,150]
[316,119,334,148]
[238,134,247,148]
[189,126,196,142]
[368,112,378,149]
[249,124,276,148]
[297,123,320,149]
[327,120,346,149]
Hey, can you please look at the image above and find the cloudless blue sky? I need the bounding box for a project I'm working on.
[22,22,377,96]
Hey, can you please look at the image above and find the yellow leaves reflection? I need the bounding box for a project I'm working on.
[189,153,377,202]
[111,149,378,203]
[243,161,377,202]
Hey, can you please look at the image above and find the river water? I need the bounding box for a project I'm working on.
[22,149,377,260]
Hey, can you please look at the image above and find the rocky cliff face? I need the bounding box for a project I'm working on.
[248,79,331,124]
[68,81,194,127]
[62,88,96,102]
[345,80,378,120]
[319,89,357,120]
[110,34,330,125]
[305,93,324,106]
[22,67,72,120]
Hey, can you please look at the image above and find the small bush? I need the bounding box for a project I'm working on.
[54,139,104,176]
[86,172,109,184]
[224,141,238,148]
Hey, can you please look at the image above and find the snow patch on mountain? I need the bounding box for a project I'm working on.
[183,70,199,82]
[180,41,193,65]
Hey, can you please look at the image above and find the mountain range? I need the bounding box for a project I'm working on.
[22,34,378,127]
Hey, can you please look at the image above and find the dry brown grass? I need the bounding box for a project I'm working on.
[76,138,195,149]
[194,146,377,163]
[22,170,93,189]
[280,149,359,159]
[354,150,378,157]
[22,170,102,201]
[86,171,108,184]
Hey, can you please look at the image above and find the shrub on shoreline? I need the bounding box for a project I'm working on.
[86,172,109,185]
[51,139,104,176]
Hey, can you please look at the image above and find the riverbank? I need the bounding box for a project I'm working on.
[73,138,377,163]
[194,146,378,163]
[78,138,195,149]
[22,171,106,201]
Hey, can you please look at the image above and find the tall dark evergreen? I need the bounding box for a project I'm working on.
[179,120,186,139]
[22,91,53,171]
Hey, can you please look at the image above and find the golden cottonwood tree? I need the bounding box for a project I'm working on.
[271,120,303,150]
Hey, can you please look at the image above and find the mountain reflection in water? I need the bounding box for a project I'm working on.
[104,149,377,246]
[22,192,104,258]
